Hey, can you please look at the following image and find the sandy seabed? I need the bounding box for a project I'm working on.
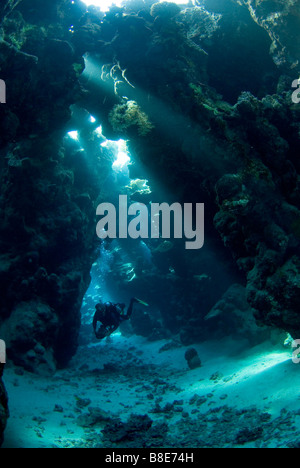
[2,333,300,448]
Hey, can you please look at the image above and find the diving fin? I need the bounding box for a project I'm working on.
[135,298,149,307]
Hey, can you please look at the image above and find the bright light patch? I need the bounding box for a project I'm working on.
[89,115,96,123]
[112,139,130,169]
[160,0,189,3]
[113,151,130,169]
[82,56,104,86]
[95,125,103,136]
[67,130,79,141]
[237,352,291,378]
[81,0,189,12]
[82,0,123,10]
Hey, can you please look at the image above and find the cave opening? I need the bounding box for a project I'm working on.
[1,0,300,449]
[58,0,293,353]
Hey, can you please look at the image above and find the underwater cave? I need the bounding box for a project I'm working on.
[0,0,300,450]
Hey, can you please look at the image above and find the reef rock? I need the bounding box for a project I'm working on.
[185,348,202,370]
[0,1,99,371]
[204,284,271,344]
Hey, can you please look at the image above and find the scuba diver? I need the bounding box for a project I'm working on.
[93,297,148,339]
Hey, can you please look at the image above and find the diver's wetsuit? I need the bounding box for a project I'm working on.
[93,298,138,339]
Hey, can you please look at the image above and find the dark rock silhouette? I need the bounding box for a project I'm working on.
[0,0,299,446]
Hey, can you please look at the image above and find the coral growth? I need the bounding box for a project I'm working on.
[109,100,154,137]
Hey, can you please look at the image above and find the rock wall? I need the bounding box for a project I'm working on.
[241,0,300,67]
[0,0,102,372]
